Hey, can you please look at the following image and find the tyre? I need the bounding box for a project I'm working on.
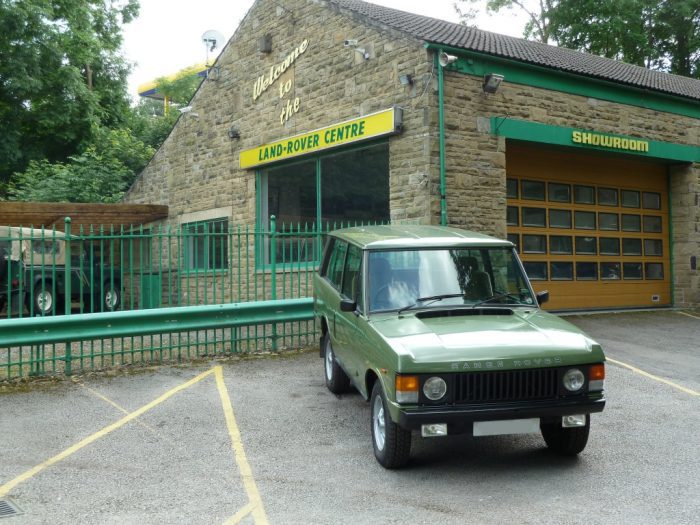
[323,331,350,394]
[540,417,590,456]
[103,280,121,311]
[33,282,55,316]
[370,381,411,469]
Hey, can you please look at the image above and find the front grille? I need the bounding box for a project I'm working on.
[454,368,558,404]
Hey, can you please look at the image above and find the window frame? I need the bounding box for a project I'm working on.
[182,218,229,273]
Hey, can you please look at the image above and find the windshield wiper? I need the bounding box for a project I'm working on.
[471,290,526,309]
[397,293,465,315]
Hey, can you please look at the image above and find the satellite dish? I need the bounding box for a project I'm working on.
[202,30,225,53]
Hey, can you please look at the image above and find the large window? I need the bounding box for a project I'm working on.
[259,142,390,265]
[184,218,229,271]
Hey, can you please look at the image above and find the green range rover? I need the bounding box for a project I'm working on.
[313,225,606,468]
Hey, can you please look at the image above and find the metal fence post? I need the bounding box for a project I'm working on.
[270,215,278,351]
[63,217,72,375]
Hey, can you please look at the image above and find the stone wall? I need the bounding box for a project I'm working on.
[125,0,436,228]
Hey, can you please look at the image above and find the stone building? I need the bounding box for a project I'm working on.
[125,0,700,310]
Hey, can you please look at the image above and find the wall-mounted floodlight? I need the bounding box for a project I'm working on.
[399,73,413,86]
[482,73,504,94]
[227,126,240,140]
[439,52,458,67]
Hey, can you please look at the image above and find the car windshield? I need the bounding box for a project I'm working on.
[367,246,535,313]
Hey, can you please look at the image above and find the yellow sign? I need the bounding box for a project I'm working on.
[572,131,649,152]
[239,108,402,169]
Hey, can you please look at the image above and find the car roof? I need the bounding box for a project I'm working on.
[328,225,513,249]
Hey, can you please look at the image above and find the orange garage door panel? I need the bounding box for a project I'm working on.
[506,142,670,311]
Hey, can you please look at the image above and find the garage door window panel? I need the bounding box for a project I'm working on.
[644,239,663,256]
[549,235,572,254]
[523,262,547,280]
[601,262,621,280]
[643,216,662,233]
[575,236,597,255]
[622,238,642,256]
[575,211,596,230]
[550,262,573,280]
[548,183,571,203]
[599,238,620,256]
[576,262,598,280]
[507,179,519,199]
[507,206,519,226]
[642,192,661,210]
[521,180,545,200]
[621,190,640,208]
[522,234,546,254]
[621,214,641,232]
[574,185,595,205]
[522,208,546,227]
[549,209,572,229]
[598,188,618,206]
[623,262,643,280]
[599,213,619,231]
[645,263,664,280]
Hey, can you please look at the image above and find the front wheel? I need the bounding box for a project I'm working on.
[322,332,350,394]
[370,381,411,469]
[540,417,590,456]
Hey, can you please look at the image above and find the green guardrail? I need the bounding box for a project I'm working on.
[1,298,315,380]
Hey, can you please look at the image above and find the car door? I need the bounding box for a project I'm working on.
[335,243,367,383]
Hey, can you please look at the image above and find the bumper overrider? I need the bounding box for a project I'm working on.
[397,396,606,432]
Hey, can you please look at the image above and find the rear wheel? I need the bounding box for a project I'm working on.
[323,332,350,394]
[103,280,121,311]
[541,417,590,456]
[370,381,411,469]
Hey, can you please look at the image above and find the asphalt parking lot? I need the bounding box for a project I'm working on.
[1,310,698,524]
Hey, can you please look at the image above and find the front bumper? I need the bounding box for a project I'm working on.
[398,396,605,432]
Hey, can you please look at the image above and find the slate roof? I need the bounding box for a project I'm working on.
[329,0,700,102]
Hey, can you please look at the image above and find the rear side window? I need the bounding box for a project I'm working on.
[342,245,363,309]
[326,239,348,290]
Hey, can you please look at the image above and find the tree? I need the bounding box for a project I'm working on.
[457,0,556,43]
[153,64,205,108]
[0,0,139,187]
[457,0,700,77]
[8,127,154,203]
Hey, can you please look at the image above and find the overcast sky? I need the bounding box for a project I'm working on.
[122,0,528,102]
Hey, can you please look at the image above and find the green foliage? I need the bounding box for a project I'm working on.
[457,0,700,77]
[0,0,139,184]
[154,65,205,105]
[9,128,154,203]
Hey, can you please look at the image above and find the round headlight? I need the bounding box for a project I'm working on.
[562,368,585,392]
[423,377,447,401]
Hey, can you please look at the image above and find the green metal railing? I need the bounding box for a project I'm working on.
[1,218,382,380]
[0,299,314,379]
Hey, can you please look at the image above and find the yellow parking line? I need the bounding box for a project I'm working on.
[677,311,700,320]
[215,366,269,525]
[607,357,699,397]
[0,368,215,499]
[224,502,255,525]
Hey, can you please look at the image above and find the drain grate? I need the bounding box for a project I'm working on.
[0,500,22,519]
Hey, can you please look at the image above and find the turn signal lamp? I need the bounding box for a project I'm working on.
[589,364,605,391]
[396,374,419,403]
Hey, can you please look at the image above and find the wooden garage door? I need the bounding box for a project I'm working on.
[506,142,670,310]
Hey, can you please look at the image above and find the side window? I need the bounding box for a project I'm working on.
[342,245,362,307]
[326,240,348,290]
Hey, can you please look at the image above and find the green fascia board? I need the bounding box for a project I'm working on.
[425,44,700,120]
[490,117,700,163]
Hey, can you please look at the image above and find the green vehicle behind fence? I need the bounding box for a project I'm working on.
[314,225,606,468]
[0,226,121,316]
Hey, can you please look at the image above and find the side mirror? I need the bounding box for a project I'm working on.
[340,298,357,312]
[536,290,550,306]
